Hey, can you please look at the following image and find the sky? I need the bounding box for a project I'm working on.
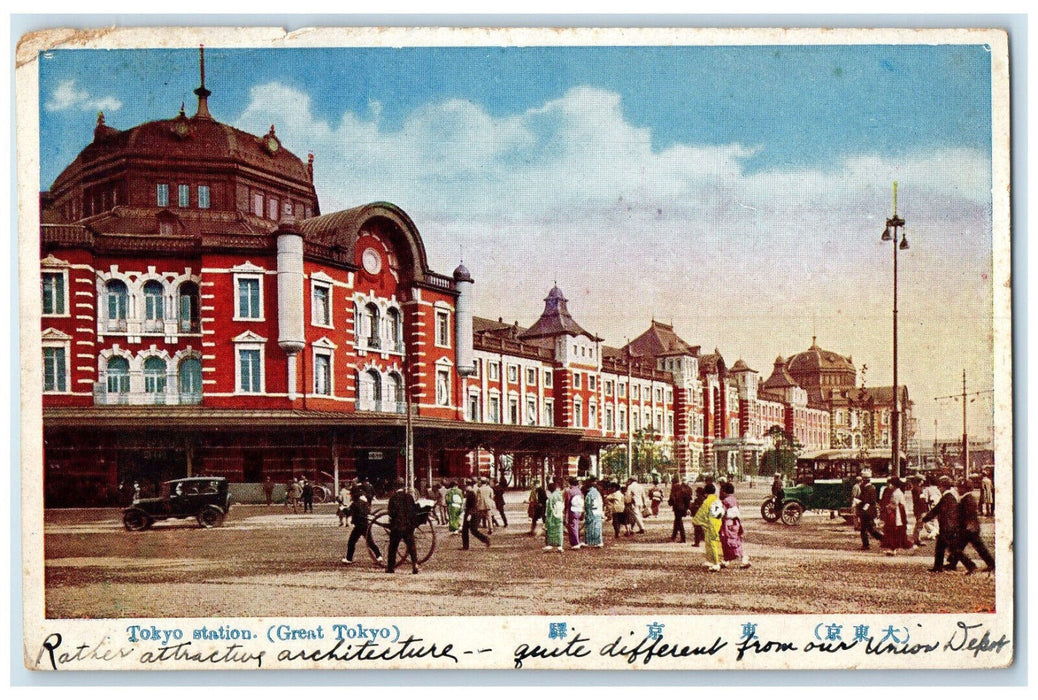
[36,43,999,444]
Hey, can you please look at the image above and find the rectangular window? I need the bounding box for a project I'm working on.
[312,284,331,326]
[619,382,626,398]
[589,375,596,391]
[488,362,500,381]
[606,407,614,432]
[435,310,451,347]
[544,370,553,387]
[253,193,264,217]
[468,394,481,422]
[509,398,519,424]
[526,397,537,425]
[268,198,278,220]
[198,185,211,209]
[489,396,501,423]
[633,385,640,400]
[435,368,451,406]
[573,400,583,428]
[239,348,262,393]
[42,347,66,392]
[590,404,598,428]
[619,410,626,432]
[526,367,536,386]
[543,399,554,426]
[507,364,518,383]
[605,380,613,397]
[237,277,262,319]
[156,184,169,207]
[41,272,65,315]
[314,354,331,395]
[472,359,481,378]
[178,184,190,207]
[573,372,581,389]
[655,387,663,402]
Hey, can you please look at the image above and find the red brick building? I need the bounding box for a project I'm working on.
[40,55,906,505]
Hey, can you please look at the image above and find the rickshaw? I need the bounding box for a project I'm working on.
[365,502,437,565]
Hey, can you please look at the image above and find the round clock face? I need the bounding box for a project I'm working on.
[362,248,382,275]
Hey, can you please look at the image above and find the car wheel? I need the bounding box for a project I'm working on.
[123,509,152,532]
[760,498,779,522]
[781,501,805,526]
[197,505,225,528]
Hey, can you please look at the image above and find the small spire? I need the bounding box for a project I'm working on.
[194,44,213,120]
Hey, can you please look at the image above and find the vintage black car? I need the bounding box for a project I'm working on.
[122,477,232,531]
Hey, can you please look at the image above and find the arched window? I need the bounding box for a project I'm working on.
[143,281,164,331]
[387,308,402,352]
[388,372,404,413]
[365,304,381,349]
[144,357,167,402]
[178,282,200,333]
[105,280,128,331]
[178,357,202,404]
[106,357,130,401]
[360,369,382,411]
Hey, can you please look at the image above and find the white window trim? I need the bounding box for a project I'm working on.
[310,277,334,328]
[489,362,501,381]
[233,272,265,322]
[233,331,267,394]
[41,269,70,318]
[312,337,337,396]
[41,328,72,394]
[434,308,452,349]
[543,369,553,387]
[507,364,518,383]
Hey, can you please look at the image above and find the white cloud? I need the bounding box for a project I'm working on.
[234,81,997,438]
[45,79,122,113]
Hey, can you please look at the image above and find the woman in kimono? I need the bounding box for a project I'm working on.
[691,482,724,571]
[719,481,750,568]
[583,477,604,548]
[881,476,911,554]
[543,480,564,552]
[445,481,464,534]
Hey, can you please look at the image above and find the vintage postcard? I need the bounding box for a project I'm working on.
[16,25,1013,671]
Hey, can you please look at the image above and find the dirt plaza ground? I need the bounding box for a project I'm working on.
[42,484,997,619]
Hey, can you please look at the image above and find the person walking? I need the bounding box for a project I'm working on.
[262,476,275,507]
[564,476,584,549]
[980,470,994,517]
[627,478,647,534]
[923,475,972,574]
[719,481,750,568]
[286,477,302,513]
[462,479,491,550]
[493,478,509,528]
[433,482,447,526]
[445,481,464,535]
[856,472,884,550]
[668,476,692,543]
[583,477,604,548]
[336,483,351,527]
[301,477,314,514]
[527,479,547,536]
[920,473,942,542]
[955,478,994,573]
[880,477,911,555]
[691,482,724,571]
[689,485,706,546]
[606,482,626,539]
[477,477,496,533]
[341,485,384,566]
[385,479,420,574]
[909,475,928,547]
[543,479,564,552]
[649,481,664,517]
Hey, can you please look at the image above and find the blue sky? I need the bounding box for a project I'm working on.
[36,43,999,442]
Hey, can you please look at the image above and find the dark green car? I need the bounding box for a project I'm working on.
[761,478,887,525]
[122,477,232,531]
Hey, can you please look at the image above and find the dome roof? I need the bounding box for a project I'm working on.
[51,113,314,194]
[453,263,472,282]
[786,342,855,374]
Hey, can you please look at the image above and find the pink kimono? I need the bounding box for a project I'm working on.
[719,494,745,563]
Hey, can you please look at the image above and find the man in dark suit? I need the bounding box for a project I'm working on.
[386,478,419,574]
[668,476,692,543]
[953,479,994,573]
[856,472,884,550]
[462,479,491,550]
[922,475,972,573]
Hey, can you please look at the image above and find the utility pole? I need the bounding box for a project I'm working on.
[934,370,993,479]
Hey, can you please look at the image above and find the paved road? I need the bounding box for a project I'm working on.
[41,486,997,618]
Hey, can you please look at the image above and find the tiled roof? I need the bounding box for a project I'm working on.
[622,320,700,359]
[517,286,600,341]
[761,357,801,390]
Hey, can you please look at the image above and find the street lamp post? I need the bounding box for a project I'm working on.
[881,181,909,479]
